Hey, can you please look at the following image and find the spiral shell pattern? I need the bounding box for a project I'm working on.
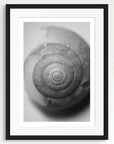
[24,26,90,110]
[33,43,83,98]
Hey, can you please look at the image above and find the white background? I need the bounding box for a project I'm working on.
[0,0,113,143]
[11,11,97,135]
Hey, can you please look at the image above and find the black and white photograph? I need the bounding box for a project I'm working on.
[6,4,108,139]
[24,22,90,122]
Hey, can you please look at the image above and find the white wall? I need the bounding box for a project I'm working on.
[0,0,113,143]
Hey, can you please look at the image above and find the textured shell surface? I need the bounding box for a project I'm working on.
[24,26,90,110]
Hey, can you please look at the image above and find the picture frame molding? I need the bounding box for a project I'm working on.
[6,4,108,140]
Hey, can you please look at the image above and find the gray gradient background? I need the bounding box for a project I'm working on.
[24,22,90,122]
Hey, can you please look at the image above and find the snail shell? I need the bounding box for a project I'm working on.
[24,26,90,110]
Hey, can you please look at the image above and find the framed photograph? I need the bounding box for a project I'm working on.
[6,4,108,140]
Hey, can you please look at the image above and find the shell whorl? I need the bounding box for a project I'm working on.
[33,43,83,99]
[24,26,90,110]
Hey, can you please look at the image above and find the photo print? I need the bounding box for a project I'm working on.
[24,22,90,122]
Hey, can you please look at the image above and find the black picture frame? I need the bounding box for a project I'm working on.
[6,4,108,140]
